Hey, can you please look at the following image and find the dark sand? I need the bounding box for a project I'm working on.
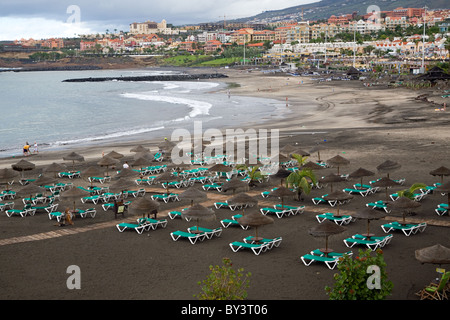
[0,69,449,303]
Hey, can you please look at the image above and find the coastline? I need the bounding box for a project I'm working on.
[0,67,449,300]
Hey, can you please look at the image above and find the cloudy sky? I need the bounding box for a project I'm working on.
[0,0,317,40]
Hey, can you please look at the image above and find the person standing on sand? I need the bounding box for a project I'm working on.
[33,142,38,154]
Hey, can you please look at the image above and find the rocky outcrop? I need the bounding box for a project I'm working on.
[62,73,228,82]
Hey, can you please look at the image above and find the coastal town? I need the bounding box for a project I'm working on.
[1,6,449,73]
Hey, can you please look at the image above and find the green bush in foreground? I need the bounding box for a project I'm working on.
[195,258,251,300]
[325,249,393,300]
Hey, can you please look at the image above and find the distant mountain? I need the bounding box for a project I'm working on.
[228,0,449,24]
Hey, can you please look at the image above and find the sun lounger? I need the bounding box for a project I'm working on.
[58,171,81,179]
[81,194,104,204]
[310,249,353,258]
[229,241,270,255]
[311,194,338,207]
[32,201,58,213]
[260,207,289,219]
[48,211,64,222]
[343,235,385,251]
[6,205,36,217]
[187,226,222,239]
[273,204,305,215]
[366,200,391,213]
[73,208,97,219]
[0,202,14,212]
[243,236,282,249]
[170,230,206,244]
[220,219,248,229]
[88,176,111,184]
[22,193,46,205]
[167,210,191,221]
[151,193,179,203]
[116,221,151,234]
[316,212,354,225]
[381,221,426,236]
[214,201,240,211]
[138,217,168,229]
[202,183,223,192]
[343,188,371,197]
[300,254,341,269]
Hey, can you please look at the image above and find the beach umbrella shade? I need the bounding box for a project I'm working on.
[348,167,375,186]
[181,203,216,232]
[17,183,46,204]
[155,170,178,195]
[371,177,400,200]
[353,207,386,238]
[376,160,401,178]
[114,167,139,180]
[221,177,248,195]
[237,211,274,241]
[129,195,160,219]
[269,186,295,209]
[435,181,450,207]
[227,192,258,215]
[209,164,232,179]
[301,161,324,171]
[130,145,150,153]
[60,186,86,211]
[43,162,67,178]
[319,173,347,192]
[109,178,137,200]
[11,159,35,179]
[133,151,155,161]
[105,150,124,159]
[280,144,310,157]
[179,187,208,206]
[274,168,291,186]
[63,152,85,171]
[322,190,353,216]
[429,166,450,184]
[97,156,119,176]
[309,144,327,162]
[34,175,58,188]
[82,166,105,186]
[308,220,346,256]
[271,154,290,165]
[158,139,176,152]
[327,155,350,175]
[387,196,421,223]
[131,156,152,171]
[0,168,20,190]
[415,244,450,265]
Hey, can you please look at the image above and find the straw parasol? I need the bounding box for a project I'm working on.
[43,162,67,178]
[16,183,46,204]
[237,211,274,241]
[109,178,137,200]
[371,177,400,200]
[60,186,86,212]
[179,187,208,206]
[131,156,152,170]
[82,166,105,186]
[352,207,386,238]
[309,220,346,256]
[322,190,353,216]
[327,155,350,174]
[97,155,119,176]
[415,244,450,265]
[155,170,178,195]
[34,175,58,188]
[221,177,248,195]
[227,192,258,215]
[301,161,324,171]
[387,196,421,223]
[349,167,375,187]
[181,204,216,232]
[129,195,160,219]
[269,186,295,209]
[280,144,310,157]
[63,152,85,171]
[11,159,35,179]
[429,166,450,184]
[105,150,124,159]
[435,181,450,208]
[309,144,327,162]
[114,167,139,180]
[274,168,291,186]
[319,173,347,192]
[0,168,20,190]
[130,145,150,153]
[376,160,401,178]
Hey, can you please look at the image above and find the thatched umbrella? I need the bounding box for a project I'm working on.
[319,173,347,192]
[274,168,291,186]
[269,186,295,209]
[133,151,155,161]
[0,168,19,190]
[109,178,137,200]
[129,195,160,219]
[327,155,350,175]
[429,166,450,184]
[11,159,35,180]
[155,170,178,195]
[97,155,119,176]
[179,187,208,206]
[43,162,67,178]
[114,167,139,180]
[353,207,386,238]
[34,175,58,188]
[309,220,346,256]
[237,211,274,242]
[158,139,176,153]
[130,145,150,153]
[387,196,421,223]
[60,187,86,212]
[371,177,399,200]
[17,183,46,205]
[322,190,353,216]
[415,244,450,265]
[63,152,85,171]
[301,161,324,171]
[131,156,152,172]
[82,166,105,187]
[376,160,401,178]
[349,167,375,187]
[280,144,310,157]
[227,192,258,215]
[105,150,124,159]
[209,163,232,179]
[309,144,327,162]
[221,177,248,195]
[435,181,450,208]
[181,204,216,232]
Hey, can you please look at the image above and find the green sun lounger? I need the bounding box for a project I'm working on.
[187,226,222,239]
[116,222,150,234]
[300,254,340,269]
[381,221,426,236]
[170,230,206,244]
[316,212,354,225]
[229,241,270,255]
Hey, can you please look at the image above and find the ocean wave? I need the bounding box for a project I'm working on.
[120,92,212,120]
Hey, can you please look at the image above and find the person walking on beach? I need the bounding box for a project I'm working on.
[33,142,38,154]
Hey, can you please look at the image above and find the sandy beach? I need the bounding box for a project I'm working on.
[0,68,449,303]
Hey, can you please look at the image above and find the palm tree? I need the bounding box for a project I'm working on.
[286,168,317,201]
[396,183,428,200]
[236,165,266,187]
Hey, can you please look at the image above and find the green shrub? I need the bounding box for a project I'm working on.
[325,249,393,300]
[195,258,251,300]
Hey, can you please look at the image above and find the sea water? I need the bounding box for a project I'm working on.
[0,68,289,157]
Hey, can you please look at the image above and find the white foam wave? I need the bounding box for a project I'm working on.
[121,92,212,120]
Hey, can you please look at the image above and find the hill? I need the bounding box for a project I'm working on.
[228,0,448,24]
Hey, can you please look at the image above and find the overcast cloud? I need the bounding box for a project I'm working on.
[0,0,316,40]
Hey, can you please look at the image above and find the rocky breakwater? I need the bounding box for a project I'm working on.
[62,73,228,82]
